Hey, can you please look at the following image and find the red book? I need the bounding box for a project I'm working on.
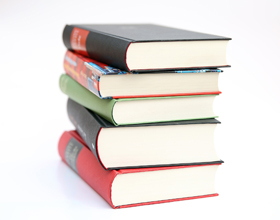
[58,130,221,209]
[63,50,222,99]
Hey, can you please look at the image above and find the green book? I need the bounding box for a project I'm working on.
[59,74,218,126]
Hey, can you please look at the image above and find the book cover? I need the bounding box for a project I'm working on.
[63,24,231,71]
[58,130,221,209]
[64,50,222,99]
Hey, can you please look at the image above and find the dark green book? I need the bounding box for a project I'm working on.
[59,74,218,126]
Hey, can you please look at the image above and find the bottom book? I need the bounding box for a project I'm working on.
[58,130,221,209]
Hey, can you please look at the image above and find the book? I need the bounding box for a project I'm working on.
[62,24,231,72]
[66,98,222,170]
[58,130,221,208]
[60,74,218,126]
[64,50,222,99]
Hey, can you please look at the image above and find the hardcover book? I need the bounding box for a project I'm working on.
[62,24,231,72]
[58,130,221,208]
[60,74,218,125]
[64,50,222,99]
[66,98,222,170]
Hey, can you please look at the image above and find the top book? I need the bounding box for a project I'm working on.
[63,24,231,72]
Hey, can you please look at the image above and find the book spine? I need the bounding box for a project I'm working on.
[62,25,131,71]
[59,74,117,125]
[66,98,117,170]
[63,50,102,98]
[66,98,101,160]
[58,131,118,208]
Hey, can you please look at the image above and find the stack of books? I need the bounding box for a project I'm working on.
[58,24,231,208]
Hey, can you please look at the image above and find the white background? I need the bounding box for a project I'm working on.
[1,0,280,219]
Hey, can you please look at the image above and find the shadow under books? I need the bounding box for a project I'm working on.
[56,160,111,209]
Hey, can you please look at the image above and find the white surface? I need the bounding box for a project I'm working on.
[0,0,280,219]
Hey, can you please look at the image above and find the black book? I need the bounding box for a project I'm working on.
[63,24,231,72]
[67,98,223,170]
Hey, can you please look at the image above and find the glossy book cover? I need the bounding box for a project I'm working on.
[63,50,222,99]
